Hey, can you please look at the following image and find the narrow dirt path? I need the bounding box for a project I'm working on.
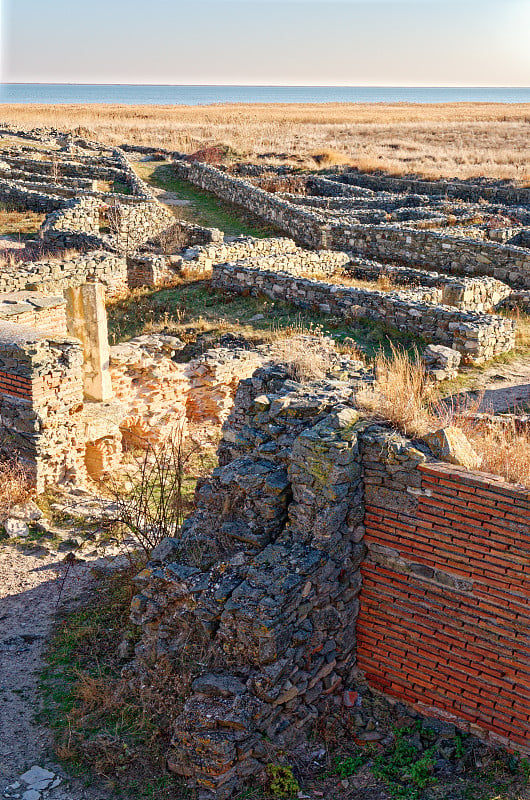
[0,544,114,800]
[457,356,530,412]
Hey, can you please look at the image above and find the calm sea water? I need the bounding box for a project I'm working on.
[1,84,529,105]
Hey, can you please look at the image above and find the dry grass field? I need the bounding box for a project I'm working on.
[2,102,530,181]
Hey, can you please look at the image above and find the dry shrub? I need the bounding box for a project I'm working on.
[269,330,336,383]
[357,345,434,437]
[257,173,307,194]
[156,220,189,254]
[357,345,530,487]
[375,271,396,292]
[0,457,33,521]
[311,149,352,167]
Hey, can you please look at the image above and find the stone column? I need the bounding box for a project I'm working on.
[65,282,113,401]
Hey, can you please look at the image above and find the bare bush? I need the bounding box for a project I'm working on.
[0,457,33,522]
[104,424,209,558]
[106,202,135,255]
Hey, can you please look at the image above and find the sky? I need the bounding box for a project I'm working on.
[1,0,529,87]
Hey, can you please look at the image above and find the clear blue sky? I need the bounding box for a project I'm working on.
[1,0,529,86]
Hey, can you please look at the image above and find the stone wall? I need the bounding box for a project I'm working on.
[0,323,85,491]
[172,159,530,287]
[0,294,67,335]
[329,170,530,205]
[329,224,530,289]
[0,179,66,213]
[347,257,513,313]
[358,429,530,755]
[109,336,270,445]
[0,252,128,297]
[173,160,326,248]
[212,263,516,363]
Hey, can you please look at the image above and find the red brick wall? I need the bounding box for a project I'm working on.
[0,369,32,400]
[357,461,530,755]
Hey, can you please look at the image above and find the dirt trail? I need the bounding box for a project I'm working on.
[0,544,113,800]
[458,356,530,413]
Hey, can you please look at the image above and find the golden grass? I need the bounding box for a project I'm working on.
[2,102,530,181]
[357,346,530,488]
[0,206,45,236]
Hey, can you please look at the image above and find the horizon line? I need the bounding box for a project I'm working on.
[2,82,530,89]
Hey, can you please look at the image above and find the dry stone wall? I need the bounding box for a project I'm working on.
[0,252,128,297]
[328,170,530,205]
[172,159,530,287]
[130,361,368,798]
[212,263,516,363]
[347,257,513,313]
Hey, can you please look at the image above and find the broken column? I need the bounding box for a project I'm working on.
[65,282,113,401]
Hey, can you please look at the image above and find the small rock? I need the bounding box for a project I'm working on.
[8,501,42,522]
[423,426,481,470]
[20,767,54,788]
[343,689,359,708]
[4,519,29,538]
[21,791,40,800]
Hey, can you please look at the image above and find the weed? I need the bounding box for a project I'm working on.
[39,568,189,799]
[371,729,436,798]
[266,765,300,799]
[333,752,366,777]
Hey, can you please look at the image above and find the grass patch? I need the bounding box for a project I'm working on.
[134,161,279,237]
[0,203,45,237]
[38,568,190,799]
[106,277,424,359]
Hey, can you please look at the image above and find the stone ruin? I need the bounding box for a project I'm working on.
[129,360,530,797]
[0,126,528,792]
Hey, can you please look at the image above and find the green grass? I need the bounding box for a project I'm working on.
[107,277,425,359]
[134,161,279,237]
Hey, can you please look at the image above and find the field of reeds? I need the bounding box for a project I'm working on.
[2,102,530,181]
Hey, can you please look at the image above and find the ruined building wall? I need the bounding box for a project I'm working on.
[130,364,529,800]
[329,170,530,205]
[0,252,127,297]
[358,432,530,755]
[173,159,530,287]
[0,325,85,491]
[212,263,515,363]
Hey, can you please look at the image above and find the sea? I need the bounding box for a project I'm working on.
[0,84,529,105]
